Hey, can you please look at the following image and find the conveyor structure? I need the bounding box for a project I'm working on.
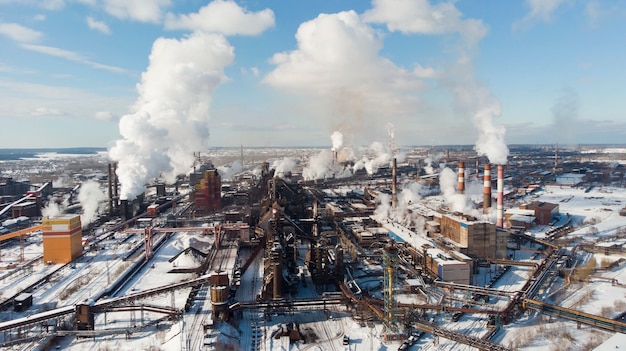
[522,298,626,333]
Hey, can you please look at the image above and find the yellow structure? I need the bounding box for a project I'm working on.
[42,215,82,264]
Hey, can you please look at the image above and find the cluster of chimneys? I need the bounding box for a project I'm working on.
[457,161,504,228]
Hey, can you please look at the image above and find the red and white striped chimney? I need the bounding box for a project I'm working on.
[497,165,504,227]
[483,163,491,214]
[457,161,465,194]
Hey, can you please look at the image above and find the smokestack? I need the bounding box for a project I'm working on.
[108,163,113,214]
[120,199,128,221]
[241,144,244,168]
[497,165,504,227]
[483,163,491,215]
[457,161,465,194]
[112,162,119,211]
[392,158,397,208]
[475,159,479,179]
[555,142,558,170]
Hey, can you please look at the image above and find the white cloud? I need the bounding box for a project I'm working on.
[164,0,274,36]
[263,10,424,141]
[513,0,568,31]
[86,16,111,34]
[0,22,43,43]
[103,0,171,23]
[20,44,127,73]
[31,107,64,116]
[33,14,46,21]
[0,80,132,121]
[363,0,487,48]
[94,111,115,120]
[413,63,438,78]
[585,0,626,26]
[41,0,65,10]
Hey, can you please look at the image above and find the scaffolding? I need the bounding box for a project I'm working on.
[383,240,399,331]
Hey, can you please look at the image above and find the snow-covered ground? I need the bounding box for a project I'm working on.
[2,184,626,351]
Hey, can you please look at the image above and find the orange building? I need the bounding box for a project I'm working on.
[190,165,222,212]
[42,215,82,264]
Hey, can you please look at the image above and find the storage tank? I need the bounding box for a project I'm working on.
[210,286,228,306]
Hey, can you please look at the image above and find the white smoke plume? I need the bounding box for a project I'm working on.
[353,141,391,175]
[302,150,347,180]
[439,167,484,217]
[271,157,298,178]
[53,176,71,188]
[78,180,106,227]
[439,167,468,212]
[330,131,344,151]
[373,181,425,228]
[303,131,354,181]
[42,196,69,218]
[218,160,243,181]
[365,0,508,164]
[108,32,235,199]
[263,10,424,144]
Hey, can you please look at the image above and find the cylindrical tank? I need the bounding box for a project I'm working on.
[210,286,228,305]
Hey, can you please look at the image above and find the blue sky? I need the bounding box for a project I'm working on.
[0,0,625,150]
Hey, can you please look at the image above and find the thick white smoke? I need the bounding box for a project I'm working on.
[271,157,298,178]
[42,196,69,218]
[373,181,425,228]
[364,0,509,164]
[439,167,484,217]
[331,131,344,151]
[439,167,468,212]
[78,180,106,227]
[353,141,391,175]
[109,32,235,200]
[217,160,243,181]
[303,131,353,180]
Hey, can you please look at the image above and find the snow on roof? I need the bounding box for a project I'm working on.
[508,214,536,223]
[506,208,536,216]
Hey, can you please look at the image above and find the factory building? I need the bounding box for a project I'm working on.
[190,164,222,212]
[439,213,507,259]
[424,248,471,285]
[520,201,559,225]
[42,215,82,264]
[11,201,39,218]
[0,178,30,197]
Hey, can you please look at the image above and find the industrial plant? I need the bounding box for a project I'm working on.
[1,144,626,350]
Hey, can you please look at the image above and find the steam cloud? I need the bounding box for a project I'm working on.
[109,32,235,199]
[373,181,425,229]
[78,180,106,227]
[42,196,69,218]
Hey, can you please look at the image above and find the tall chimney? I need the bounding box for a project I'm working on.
[457,161,465,194]
[555,142,559,169]
[475,159,479,179]
[392,158,397,208]
[107,163,113,215]
[483,163,491,215]
[497,165,504,227]
[112,162,119,211]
